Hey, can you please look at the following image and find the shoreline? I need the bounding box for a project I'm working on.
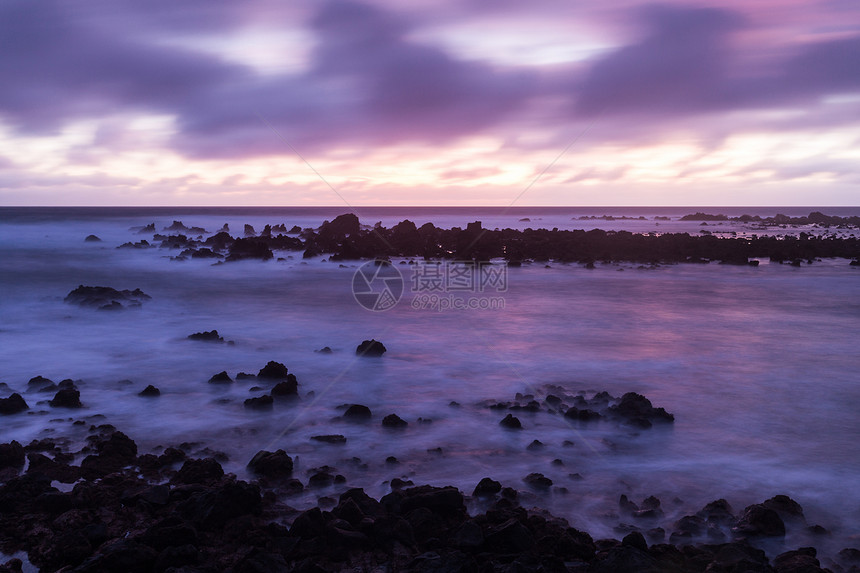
[1,424,853,573]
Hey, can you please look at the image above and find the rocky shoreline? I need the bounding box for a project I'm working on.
[2,372,859,572]
[107,212,860,265]
[1,424,858,572]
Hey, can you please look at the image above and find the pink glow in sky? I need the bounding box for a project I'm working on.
[0,0,858,206]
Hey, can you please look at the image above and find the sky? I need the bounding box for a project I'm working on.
[0,0,858,206]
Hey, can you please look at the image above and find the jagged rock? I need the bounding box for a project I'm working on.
[499,413,522,429]
[138,385,160,397]
[187,330,224,343]
[64,285,151,309]
[207,371,233,384]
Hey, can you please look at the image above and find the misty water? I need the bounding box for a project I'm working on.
[1,207,859,562]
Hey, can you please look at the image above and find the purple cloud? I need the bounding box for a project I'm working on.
[573,4,860,119]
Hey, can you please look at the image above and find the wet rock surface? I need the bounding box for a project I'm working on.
[0,425,852,573]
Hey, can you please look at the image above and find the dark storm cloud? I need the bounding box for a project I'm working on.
[0,0,248,132]
[171,0,535,157]
[573,4,860,118]
[1,0,858,160]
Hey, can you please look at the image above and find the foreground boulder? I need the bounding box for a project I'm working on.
[64,285,151,310]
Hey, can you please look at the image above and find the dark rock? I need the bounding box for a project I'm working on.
[315,346,333,354]
[172,458,225,485]
[187,330,224,343]
[138,385,160,397]
[49,387,82,408]
[773,547,824,573]
[523,473,553,489]
[382,413,408,428]
[226,238,273,261]
[26,453,79,482]
[622,531,648,552]
[207,371,233,384]
[0,393,28,415]
[257,361,290,379]
[356,339,386,357]
[271,376,298,396]
[244,394,273,410]
[592,543,657,573]
[247,449,293,479]
[619,494,639,514]
[763,494,805,520]
[499,413,522,429]
[472,477,502,497]
[453,520,484,548]
[84,234,102,242]
[484,518,534,553]
[180,481,261,530]
[400,485,466,517]
[311,434,347,444]
[698,498,735,524]
[343,404,372,421]
[320,213,360,237]
[308,471,334,488]
[564,407,602,421]
[27,375,55,391]
[0,441,25,470]
[73,539,157,572]
[733,504,786,537]
[608,392,674,423]
[64,285,151,309]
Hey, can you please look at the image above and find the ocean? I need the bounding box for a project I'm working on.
[1,206,859,564]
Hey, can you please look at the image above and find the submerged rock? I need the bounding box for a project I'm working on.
[138,385,160,397]
[187,330,224,343]
[382,413,408,428]
[64,285,151,310]
[244,394,273,410]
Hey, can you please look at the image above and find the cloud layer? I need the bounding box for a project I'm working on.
[1,0,858,204]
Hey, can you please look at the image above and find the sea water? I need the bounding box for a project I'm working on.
[0,207,858,561]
